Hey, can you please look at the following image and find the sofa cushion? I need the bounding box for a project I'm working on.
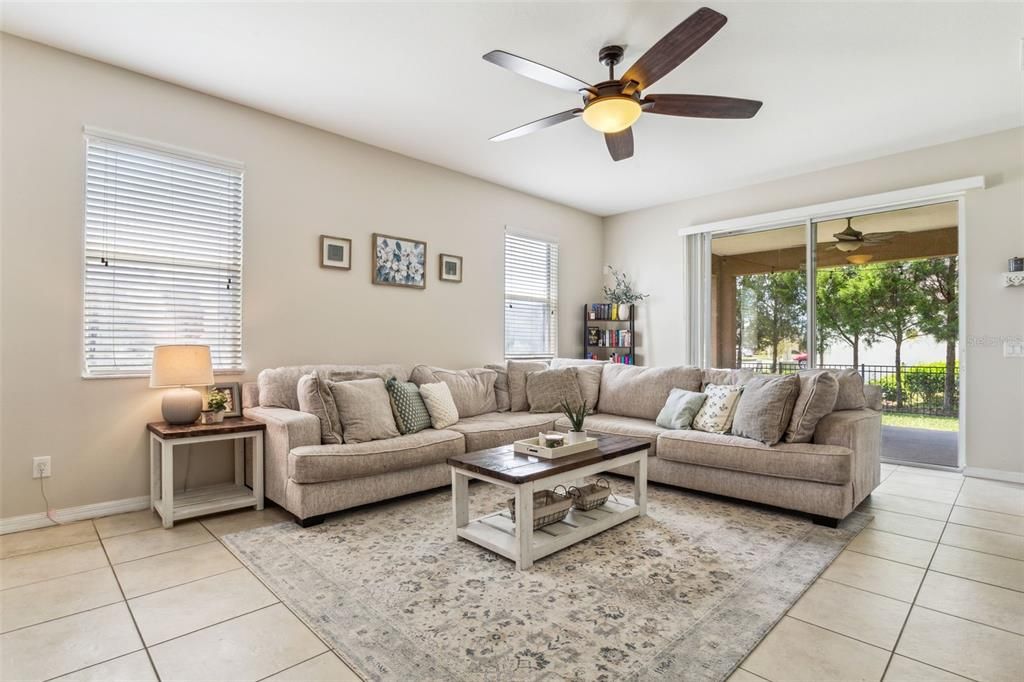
[597,364,702,420]
[258,364,410,410]
[410,366,498,418]
[657,430,853,485]
[329,378,400,444]
[288,429,465,483]
[385,377,431,435]
[828,368,866,410]
[785,371,840,443]
[419,382,459,430]
[507,360,549,411]
[484,363,510,412]
[449,411,560,451]
[554,414,668,455]
[692,384,744,434]
[550,358,605,411]
[731,374,801,445]
[655,388,707,430]
[526,367,584,413]
[700,368,753,390]
[296,373,343,445]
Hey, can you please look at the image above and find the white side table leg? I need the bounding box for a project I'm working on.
[253,433,264,510]
[451,470,469,541]
[515,481,535,570]
[234,439,244,487]
[161,440,174,528]
[635,452,648,517]
[150,435,159,510]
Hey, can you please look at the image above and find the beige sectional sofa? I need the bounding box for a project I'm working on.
[243,362,881,528]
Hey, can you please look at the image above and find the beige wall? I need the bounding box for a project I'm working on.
[604,127,1024,478]
[0,36,604,518]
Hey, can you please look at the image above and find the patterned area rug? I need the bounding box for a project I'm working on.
[223,481,868,682]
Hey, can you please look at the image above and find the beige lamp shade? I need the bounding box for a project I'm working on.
[150,345,214,388]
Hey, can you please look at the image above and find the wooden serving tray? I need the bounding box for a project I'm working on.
[513,436,600,460]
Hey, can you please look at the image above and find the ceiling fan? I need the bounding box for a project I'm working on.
[828,218,908,253]
[482,6,762,161]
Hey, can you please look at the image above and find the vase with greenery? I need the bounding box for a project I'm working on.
[200,389,229,424]
[603,266,648,319]
[560,399,590,444]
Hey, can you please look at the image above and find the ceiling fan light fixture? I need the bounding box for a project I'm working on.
[582,96,642,133]
[846,254,874,265]
[835,240,862,253]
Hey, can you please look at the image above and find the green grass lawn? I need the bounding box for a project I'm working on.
[882,413,959,431]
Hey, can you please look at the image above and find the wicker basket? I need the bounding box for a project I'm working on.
[568,478,614,511]
[507,486,573,530]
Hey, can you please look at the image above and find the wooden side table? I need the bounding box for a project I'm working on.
[147,418,265,528]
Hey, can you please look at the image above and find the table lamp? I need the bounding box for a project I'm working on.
[150,345,215,424]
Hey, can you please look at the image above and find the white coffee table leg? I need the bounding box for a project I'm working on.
[635,452,648,517]
[515,481,535,570]
[451,470,469,541]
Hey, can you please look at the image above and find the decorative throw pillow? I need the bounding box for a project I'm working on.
[329,378,400,444]
[296,373,343,445]
[525,368,584,413]
[409,366,498,418]
[692,384,744,434]
[550,358,604,411]
[784,371,840,443]
[828,368,866,410]
[731,374,801,445]
[656,388,708,430]
[507,360,549,412]
[419,382,459,429]
[385,377,431,435]
[700,368,754,391]
[484,363,510,412]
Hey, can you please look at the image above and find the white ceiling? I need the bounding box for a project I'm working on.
[2,2,1022,216]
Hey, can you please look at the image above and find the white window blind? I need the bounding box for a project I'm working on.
[504,232,559,359]
[83,133,244,376]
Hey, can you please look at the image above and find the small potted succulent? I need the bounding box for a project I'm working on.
[560,399,591,444]
[200,388,229,425]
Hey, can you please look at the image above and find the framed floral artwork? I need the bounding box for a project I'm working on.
[372,233,426,288]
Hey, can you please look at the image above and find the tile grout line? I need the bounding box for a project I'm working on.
[0,536,101,562]
[783,612,896,654]
[925,566,1024,594]
[253,651,330,682]
[123,564,248,601]
[141,600,282,649]
[1,595,126,637]
[815,576,917,605]
[911,603,1024,638]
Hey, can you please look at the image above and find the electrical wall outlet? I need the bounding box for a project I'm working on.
[32,456,51,479]
[1005,340,1024,358]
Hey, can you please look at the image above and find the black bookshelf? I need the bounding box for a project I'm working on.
[584,303,636,364]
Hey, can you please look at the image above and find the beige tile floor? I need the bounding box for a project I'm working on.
[1,466,1021,681]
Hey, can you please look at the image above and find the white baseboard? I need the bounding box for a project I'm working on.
[963,467,1024,485]
[0,496,150,535]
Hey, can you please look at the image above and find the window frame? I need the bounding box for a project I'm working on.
[503,229,559,360]
[80,128,246,379]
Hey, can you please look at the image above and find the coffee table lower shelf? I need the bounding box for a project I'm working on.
[458,498,638,564]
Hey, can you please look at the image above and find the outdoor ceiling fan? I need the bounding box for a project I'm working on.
[828,218,908,253]
[482,6,763,161]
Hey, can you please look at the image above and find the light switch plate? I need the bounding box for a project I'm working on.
[1005,340,1024,358]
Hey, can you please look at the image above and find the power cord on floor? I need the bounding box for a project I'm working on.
[39,475,61,525]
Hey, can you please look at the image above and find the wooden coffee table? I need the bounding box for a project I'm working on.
[447,434,649,569]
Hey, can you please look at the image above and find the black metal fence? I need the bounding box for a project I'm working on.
[740,362,959,416]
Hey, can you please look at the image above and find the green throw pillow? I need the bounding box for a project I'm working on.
[656,388,708,430]
[386,377,432,435]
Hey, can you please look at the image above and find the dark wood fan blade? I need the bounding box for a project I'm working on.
[643,94,762,118]
[621,7,727,91]
[863,231,908,242]
[483,50,592,93]
[605,128,634,162]
[490,109,583,142]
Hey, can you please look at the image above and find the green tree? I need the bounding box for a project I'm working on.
[862,262,924,407]
[816,265,875,367]
[739,271,806,373]
[911,256,958,414]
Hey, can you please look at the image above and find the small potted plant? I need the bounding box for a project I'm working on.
[560,399,590,444]
[603,266,649,320]
[200,388,229,425]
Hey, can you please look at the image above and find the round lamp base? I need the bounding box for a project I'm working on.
[162,387,203,425]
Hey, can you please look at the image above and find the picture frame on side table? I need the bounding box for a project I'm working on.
[439,253,463,282]
[212,382,242,417]
[320,235,352,270]
[372,233,426,288]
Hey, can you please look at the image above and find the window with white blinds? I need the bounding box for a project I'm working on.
[83,133,244,376]
[504,232,559,359]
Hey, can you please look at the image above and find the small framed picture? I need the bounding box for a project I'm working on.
[439,253,463,282]
[212,382,242,417]
[372,233,426,288]
[320,235,352,270]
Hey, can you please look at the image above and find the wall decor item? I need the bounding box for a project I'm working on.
[212,382,242,417]
[439,253,463,282]
[1009,257,1024,273]
[320,235,352,270]
[372,233,426,288]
